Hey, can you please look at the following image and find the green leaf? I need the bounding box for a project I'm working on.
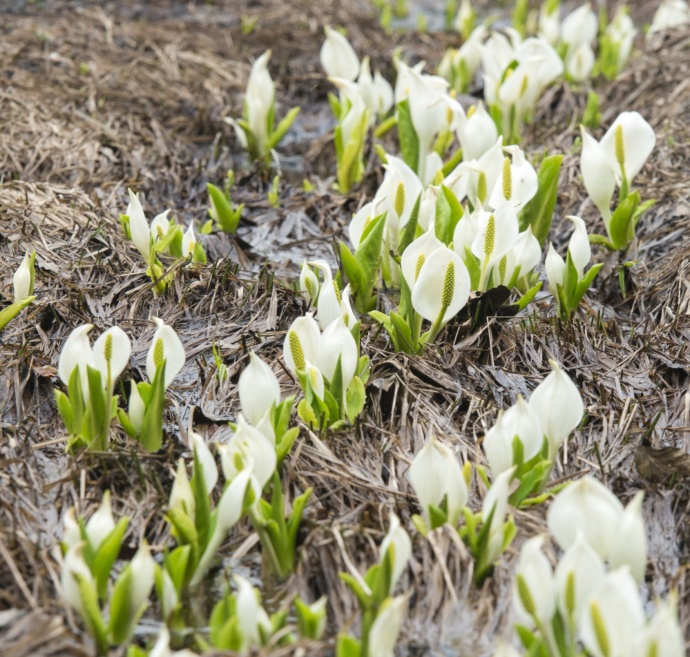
[396,98,420,174]
[336,634,362,657]
[0,296,36,331]
[518,155,562,246]
[345,376,366,421]
[516,281,542,311]
[340,242,364,295]
[328,92,342,120]
[354,212,386,309]
[92,517,129,602]
[389,311,415,354]
[436,185,463,245]
[208,183,240,233]
[85,366,108,451]
[191,448,212,551]
[73,572,108,654]
[297,398,320,428]
[140,361,166,452]
[608,192,639,250]
[55,390,74,433]
[463,246,481,290]
[572,263,603,308]
[268,106,300,150]
[108,566,137,645]
[164,545,192,593]
[116,408,138,440]
[441,147,463,178]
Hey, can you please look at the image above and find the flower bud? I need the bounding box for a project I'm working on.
[320,26,360,81]
[528,360,583,452]
[13,251,35,302]
[239,352,281,427]
[379,513,411,593]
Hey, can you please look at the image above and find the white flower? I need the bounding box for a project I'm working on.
[457,102,498,162]
[129,541,156,615]
[400,226,443,290]
[218,416,276,490]
[566,215,591,278]
[189,430,219,494]
[283,313,320,374]
[146,317,186,388]
[649,0,690,35]
[482,467,515,563]
[638,592,685,657]
[367,595,408,657]
[555,531,605,623]
[149,210,171,243]
[348,201,377,251]
[411,245,471,324]
[483,395,544,475]
[607,491,647,583]
[128,380,145,434]
[13,252,34,302]
[580,568,645,657]
[85,490,116,552]
[379,513,411,593]
[169,457,195,521]
[299,261,319,304]
[529,360,584,452]
[358,56,393,119]
[545,243,566,292]
[57,324,94,389]
[126,189,151,260]
[320,26,360,81]
[62,508,81,550]
[471,204,520,273]
[245,50,275,156]
[61,542,95,618]
[580,125,617,223]
[565,42,595,82]
[309,259,344,330]
[317,315,358,390]
[190,469,254,586]
[495,226,541,286]
[547,476,623,558]
[538,3,560,45]
[181,223,197,257]
[561,4,598,51]
[239,352,281,427]
[488,146,538,210]
[91,326,131,391]
[408,436,468,527]
[513,536,556,628]
[599,111,656,190]
[234,575,272,651]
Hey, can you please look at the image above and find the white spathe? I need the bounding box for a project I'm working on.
[529,360,584,452]
[411,245,471,324]
[13,252,33,302]
[320,26,360,81]
[146,317,186,388]
[379,513,411,594]
[283,313,321,374]
[547,475,624,558]
[408,436,468,527]
[513,535,556,628]
[554,531,605,622]
[580,567,645,657]
[607,491,647,583]
[85,490,116,552]
[239,352,281,427]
